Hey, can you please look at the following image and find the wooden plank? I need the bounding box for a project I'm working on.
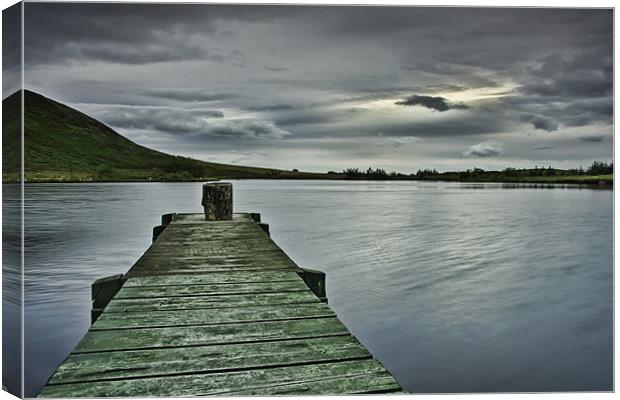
[115,280,310,299]
[171,213,254,223]
[128,253,299,273]
[125,267,300,277]
[39,212,404,396]
[47,336,370,385]
[123,271,302,287]
[158,225,265,236]
[150,238,278,247]
[149,237,279,247]
[143,249,287,260]
[40,359,399,397]
[105,291,320,313]
[73,317,347,353]
[92,302,335,330]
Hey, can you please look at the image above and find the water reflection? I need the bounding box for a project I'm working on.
[2,181,613,395]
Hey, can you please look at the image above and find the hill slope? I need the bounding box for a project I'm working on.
[2,90,327,182]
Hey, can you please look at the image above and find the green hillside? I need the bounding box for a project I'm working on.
[2,90,328,182]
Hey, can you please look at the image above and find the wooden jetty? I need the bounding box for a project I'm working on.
[39,183,403,397]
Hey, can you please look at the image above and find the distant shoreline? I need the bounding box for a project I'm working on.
[3,173,613,186]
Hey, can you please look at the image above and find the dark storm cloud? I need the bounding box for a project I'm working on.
[23,3,289,65]
[22,4,613,170]
[502,92,613,130]
[70,43,211,65]
[2,3,21,98]
[519,49,613,99]
[561,97,613,127]
[396,95,450,111]
[395,95,469,112]
[519,113,561,132]
[24,4,200,65]
[2,4,20,69]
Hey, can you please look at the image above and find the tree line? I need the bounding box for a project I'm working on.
[335,161,613,180]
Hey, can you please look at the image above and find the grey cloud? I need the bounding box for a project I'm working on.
[395,95,468,112]
[275,112,334,127]
[62,41,212,65]
[21,4,613,171]
[92,106,224,134]
[463,141,503,158]
[378,136,422,148]
[562,97,613,127]
[87,105,290,140]
[24,3,278,66]
[207,120,290,139]
[414,84,470,93]
[519,50,612,100]
[579,135,605,143]
[288,108,510,140]
[265,66,288,72]
[248,104,299,112]
[396,95,449,111]
[346,107,368,114]
[2,3,21,98]
[498,93,611,130]
[143,89,236,102]
[519,114,560,132]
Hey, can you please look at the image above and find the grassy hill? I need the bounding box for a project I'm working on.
[2,90,612,185]
[2,90,328,182]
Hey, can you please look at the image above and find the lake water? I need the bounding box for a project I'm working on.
[2,180,613,396]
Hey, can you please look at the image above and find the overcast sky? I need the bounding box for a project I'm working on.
[13,4,614,172]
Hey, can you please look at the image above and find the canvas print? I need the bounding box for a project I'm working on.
[1,2,614,398]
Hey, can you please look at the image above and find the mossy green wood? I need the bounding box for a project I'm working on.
[73,317,348,353]
[47,336,371,385]
[39,213,403,396]
[92,302,336,330]
[114,280,310,299]
[123,270,302,286]
[105,291,321,313]
[40,360,400,397]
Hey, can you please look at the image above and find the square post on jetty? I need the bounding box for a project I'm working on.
[202,182,233,221]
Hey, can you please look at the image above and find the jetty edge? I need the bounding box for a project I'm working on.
[39,182,404,397]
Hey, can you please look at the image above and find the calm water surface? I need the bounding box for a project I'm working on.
[2,180,613,396]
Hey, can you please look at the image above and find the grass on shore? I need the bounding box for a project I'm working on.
[3,170,612,185]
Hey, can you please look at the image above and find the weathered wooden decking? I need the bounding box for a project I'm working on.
[39,213,403,397]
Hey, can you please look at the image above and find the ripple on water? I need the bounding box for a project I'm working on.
[2,181,613,395]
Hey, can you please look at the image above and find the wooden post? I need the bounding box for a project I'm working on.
[258,222,270,237]
[297,268,327,303]
[202,182,233,221]
[250,213,261,222]
[91,274,125,323]
[152,225,166,242]
[161,213,176,226]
